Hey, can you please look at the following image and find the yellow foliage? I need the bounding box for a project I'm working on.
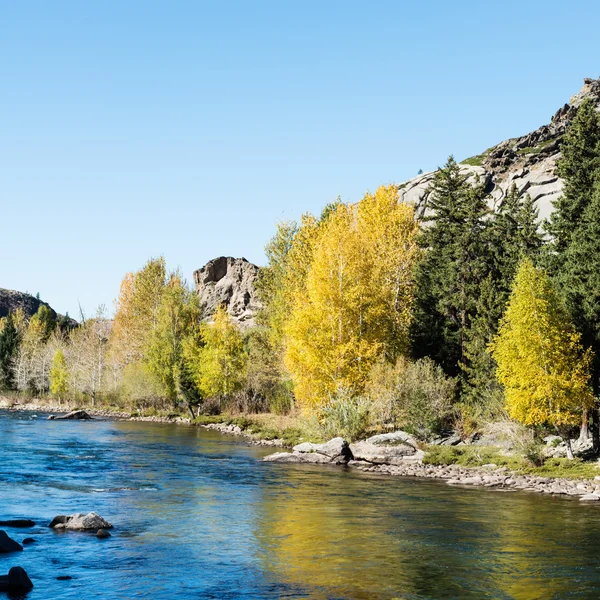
[110,257,167,365]
[284,186,419,408]
[490,258,594,428]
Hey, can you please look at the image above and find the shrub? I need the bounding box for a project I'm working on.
[366,357,455,439]
[120,362,166,411]
[318,388,371,441]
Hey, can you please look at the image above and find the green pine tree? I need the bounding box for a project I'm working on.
[412,156,491,376]
[545,98,600,264]
[462,186,543,409]
[0,313,20,390]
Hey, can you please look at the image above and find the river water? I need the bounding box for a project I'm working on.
[1,410,600,599]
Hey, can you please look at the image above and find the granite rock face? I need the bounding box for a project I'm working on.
[193,257,261,327]
[399,77,600,223]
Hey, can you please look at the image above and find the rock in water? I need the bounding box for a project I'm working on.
[48,410,93,421]
[193,256,261,328]
[21,538,36,545]
[49,512,112,531]
[0,519,35,527]
[0,567,34,592]
[0,531,23,553]
[96,529,111,538]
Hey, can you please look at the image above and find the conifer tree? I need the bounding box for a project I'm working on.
[412,156,491,376]
[545,98,600,261]
[461,186,543,407]
[490,259,594,458]
[0,313,20,390]
[544,99,600,448]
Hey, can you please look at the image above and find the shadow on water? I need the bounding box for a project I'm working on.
[1,409,600,599]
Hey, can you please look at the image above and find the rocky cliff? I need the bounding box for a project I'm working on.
[193,257,262,327]
[0,288,57,320]
[399,77,600,221]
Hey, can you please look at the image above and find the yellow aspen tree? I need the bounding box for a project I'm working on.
[285,193,419,409]
[490,258,594,458]
[110,257,167,365]
[49,349,69,403]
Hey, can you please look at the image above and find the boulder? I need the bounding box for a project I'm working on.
[0,530,23,553]
[0,519,35,527]
[350,433,418,465]
[0,567,33,593]
[580,494,600,502]
[96,529,111,539]
[21,538,36,545]
[264,437,353,465]
[48,410,93,421]
[49,512,112,531]
[293,437,353,463]
[364,431,418,449]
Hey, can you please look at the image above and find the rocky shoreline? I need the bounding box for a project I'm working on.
[4,397,600,501]
[263,434,600,502]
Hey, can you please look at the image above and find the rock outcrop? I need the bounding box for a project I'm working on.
[399,77,600,222]
[193,257,261,327]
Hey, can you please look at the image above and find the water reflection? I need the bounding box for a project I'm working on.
[1,410,599,599]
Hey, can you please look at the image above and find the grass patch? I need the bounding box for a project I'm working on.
[192,412,323,447]
[423,445,600,479]
[423,445,524,469]
[460,146,496,167]
[516,138,556,155]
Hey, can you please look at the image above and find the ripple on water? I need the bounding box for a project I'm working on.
[2,409,600,599]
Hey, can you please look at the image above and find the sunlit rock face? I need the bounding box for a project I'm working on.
[399,77,600,223]
[193,256,262,328]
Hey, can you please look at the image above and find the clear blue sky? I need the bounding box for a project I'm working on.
[1,0,599,319]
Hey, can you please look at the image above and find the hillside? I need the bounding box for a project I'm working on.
[399,77,600,221]
[0,287,76,327]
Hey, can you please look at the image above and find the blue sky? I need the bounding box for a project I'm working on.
[1,0,599,318]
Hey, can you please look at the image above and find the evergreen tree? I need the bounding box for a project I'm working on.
[543,99,600,449]
[0,313,20,390]
[545,98,600,263]
[562,183,600,418]
[412,156,491,376]
[461,186,543,407]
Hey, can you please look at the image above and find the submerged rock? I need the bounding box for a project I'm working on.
[0,566,33,593]
[0,519,35,527]
[21,537,36,545]
[0,530,23,553]
[96,529,111,538]
[48,410,93,421]
[50,512,112,531]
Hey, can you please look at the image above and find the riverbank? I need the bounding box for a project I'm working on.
[3,396,600,501]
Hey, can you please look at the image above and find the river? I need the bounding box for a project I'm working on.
[1,409,600,599]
